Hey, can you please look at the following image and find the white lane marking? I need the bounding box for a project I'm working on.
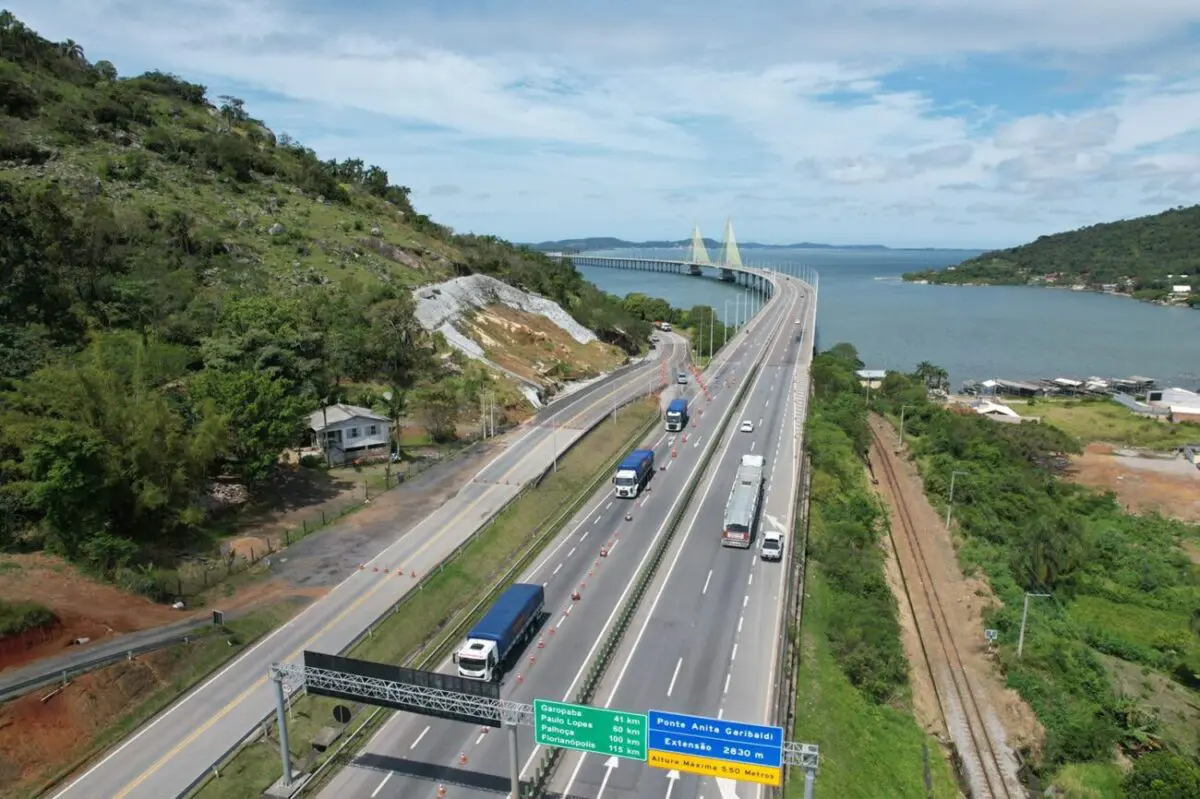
[476,732,486,745]
[594,514,602,524]
[765,400,770,408]
[702,570,713,595]
[606,501,613,509]
[752,555,758,566]
[567,546,576,558]
[748,572,754,586]
[743,595,749,608]
[723,674,731,694]
[552,563,562,576]
[664,461,672,471]
[731,644,738,662]
[693,437,701,448]
[370,772,392,797]
[750,441,755,452]
[667,658,683,697]
[580,530,590,541]
[718,708,724,720]
[411,726,429,749]
[608,539,619,555]
[738,615,744,633]
[558,614,568,628]
[759,417,763,426]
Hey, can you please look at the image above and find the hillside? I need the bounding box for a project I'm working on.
[903,204,1200,306]
[0,13,651,580]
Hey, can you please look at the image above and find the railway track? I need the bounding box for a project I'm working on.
[869,421,1022,798]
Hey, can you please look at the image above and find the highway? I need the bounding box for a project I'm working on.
[48,335,689,799]
[318,275,810,799]
[554,277,813,799]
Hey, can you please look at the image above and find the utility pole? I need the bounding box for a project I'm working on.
[708,306,715,361]
[272,673,292,787]
[507,722,521,799]
[723,299,732,348]
[1017,592,1050,658]
[946,469,968,528]
[551,422,558,472]
[899,404,911,447]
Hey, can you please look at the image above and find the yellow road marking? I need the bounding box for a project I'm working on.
[110,350,677,797]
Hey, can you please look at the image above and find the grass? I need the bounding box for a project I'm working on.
[14,601,300,799]
[1047,762,1126,798]
[1005,397,1200,448]
[0,599,55,637]
[190,397,661,799]
[788,572,960,799]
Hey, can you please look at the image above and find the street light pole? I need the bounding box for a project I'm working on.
[946,469,968,528]
[1017,592,1050,658]
[708,306,715,361]
[723,299,731,348]
[899,405,911,447]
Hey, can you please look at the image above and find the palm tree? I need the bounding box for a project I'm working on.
[60,39,84,62]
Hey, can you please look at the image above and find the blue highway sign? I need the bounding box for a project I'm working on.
[647,709,783,769]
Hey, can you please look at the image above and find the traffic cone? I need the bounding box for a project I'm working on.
[438,786,446,798]
[459,752,467,765]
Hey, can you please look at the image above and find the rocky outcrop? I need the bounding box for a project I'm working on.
[413,275,595,345]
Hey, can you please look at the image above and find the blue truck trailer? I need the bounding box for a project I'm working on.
[454,583,545,681]
[613,448,655,498]
[665,398,689,432]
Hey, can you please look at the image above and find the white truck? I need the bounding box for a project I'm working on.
[722,454,764,548]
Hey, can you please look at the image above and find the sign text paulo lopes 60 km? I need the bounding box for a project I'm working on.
[647,709,783,786]
[533,699,647,761]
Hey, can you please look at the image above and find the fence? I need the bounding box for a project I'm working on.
[181,394,660,799]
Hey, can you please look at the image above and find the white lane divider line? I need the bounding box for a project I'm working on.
[580,530,590,541]
[594,514,602,524]
[411,726,429,750]
[476,732,486,745]
[743,594,749,608]
[738,615,744,633]
[723,673,731,694]
[731,644,738,662]
[567,546,576,558]
[608,539,619,555]
[702,569,713,595]
[370,772,392,797]
[748,572,754,586]
[552,563,562,576]
[667,658,683,697]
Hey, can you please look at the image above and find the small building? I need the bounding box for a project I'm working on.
[989,378,1044,398]
[856,369,887,389]
[1171,285,1192,295]
[971,399,1024,424]
[309,404,392,465]
[1147,388,1200,418]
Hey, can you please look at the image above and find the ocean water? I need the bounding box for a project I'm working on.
[578,248,1200,391]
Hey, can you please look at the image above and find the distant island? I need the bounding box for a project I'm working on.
[902,204,1200,309]
[525,237,959,253]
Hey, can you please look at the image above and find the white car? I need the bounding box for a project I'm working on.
[740,420,754,433]
[760,531,784,561]
[677,372,689,385]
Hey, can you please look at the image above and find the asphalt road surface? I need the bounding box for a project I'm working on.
[552,278,812,799]
[318,275,810,799]
[48,336,688,799]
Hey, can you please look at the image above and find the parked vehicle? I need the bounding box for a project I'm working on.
[665,398,689,432]
[613,448,655,498]
[453,583,545,681]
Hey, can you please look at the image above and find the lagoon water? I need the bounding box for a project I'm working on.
[579,248,1200,391]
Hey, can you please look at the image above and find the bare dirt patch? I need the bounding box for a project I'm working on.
[1066,443,1200,522]
[868,414,1043,786]
[463,304,624,387]
[0,554,185,672]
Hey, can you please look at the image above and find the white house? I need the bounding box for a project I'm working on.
[1171,285,1192,296]
[1147,388,1200,417]
[856,369,887,389]
[971,399,1023,423]
[309,404,392,465]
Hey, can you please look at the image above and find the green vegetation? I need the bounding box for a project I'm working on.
[190,398,661,798]
[790,344,957,797]
[1122,751,1200,798]
[0,598,54,636]
[0,14,652,584]
[618,294,730,357]
[1005,397,1200,448]
[869,366,1200,786]
[902,204,1200,306]
[14,601,298,799]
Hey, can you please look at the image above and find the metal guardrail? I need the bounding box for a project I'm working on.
[528,340,772,794]
[182,388,664,799]
[292,408,665,797]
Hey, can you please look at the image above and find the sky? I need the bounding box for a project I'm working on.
[8,1,1200,248]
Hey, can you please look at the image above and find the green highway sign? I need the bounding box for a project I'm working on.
[533,699,647,761]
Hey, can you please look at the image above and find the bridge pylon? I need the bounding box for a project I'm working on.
[717,218,743,267]
[689,225,711,264]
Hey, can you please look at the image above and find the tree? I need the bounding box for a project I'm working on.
[414,383,460,442]
[1123,752,1200,798]
[190,369,308,485]
[914,360,949,391]
[94,59,117,81]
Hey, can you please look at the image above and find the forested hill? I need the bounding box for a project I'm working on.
[0,13,650,574]
[903,204,1200,303]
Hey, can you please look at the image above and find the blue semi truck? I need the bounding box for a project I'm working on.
[665,398,689,432]
[453,583,545,681]
[613,448,655,498]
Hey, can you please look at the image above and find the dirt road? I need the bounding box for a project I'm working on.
[868,413,1039,798]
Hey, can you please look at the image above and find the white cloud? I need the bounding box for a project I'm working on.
[5,0,1200,247]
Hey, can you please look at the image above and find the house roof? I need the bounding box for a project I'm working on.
[856,369,887,379]
[310,404,390,432]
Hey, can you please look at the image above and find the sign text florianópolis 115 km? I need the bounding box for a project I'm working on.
[533,699,647,761]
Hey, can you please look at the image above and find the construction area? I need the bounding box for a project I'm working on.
[1066,443,1200,523]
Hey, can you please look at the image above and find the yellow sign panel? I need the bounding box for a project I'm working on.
[647,749,782,787]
